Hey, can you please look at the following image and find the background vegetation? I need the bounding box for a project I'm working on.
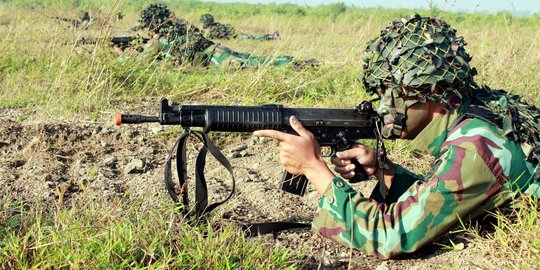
[0,0,538,268]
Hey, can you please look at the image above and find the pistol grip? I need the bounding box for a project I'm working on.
[279,171,308,196]
[348,159,370,183]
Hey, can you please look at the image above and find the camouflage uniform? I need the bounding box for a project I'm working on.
[135,5,307,68]
[203,44,310,68]
[200,14,280,41]
[312,14,539,259]
[139,30,304,68]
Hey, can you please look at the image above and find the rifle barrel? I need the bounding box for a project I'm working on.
[115,112,159,125]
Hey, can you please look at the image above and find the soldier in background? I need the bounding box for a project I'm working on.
[45,10,124,30]
[254,14,539,258]
[117,4,315,68]
[199,13,280,41]
[44,10,91,30]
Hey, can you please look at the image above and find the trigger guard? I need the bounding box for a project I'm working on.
[335,142,350,152]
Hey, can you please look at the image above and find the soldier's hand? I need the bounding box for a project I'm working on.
[112,45,124,56]
[253,115,323,176]
[331,144,378,179]
[253,116,335,195]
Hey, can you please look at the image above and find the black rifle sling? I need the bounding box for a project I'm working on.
[164,132,190,214]
[241,222,311,237]
[164,130,310,235]
[194,131,235,215]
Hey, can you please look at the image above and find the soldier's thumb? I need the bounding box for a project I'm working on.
[289,115,310,137]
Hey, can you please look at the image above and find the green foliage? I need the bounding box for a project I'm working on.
[0,194,297,269]
[0,1,538,116]
[466,196,540,269]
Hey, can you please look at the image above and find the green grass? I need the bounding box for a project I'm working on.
[0,193,298,269]
[1,0,539,115]
[0,0,539,268]
[466,196,540,269]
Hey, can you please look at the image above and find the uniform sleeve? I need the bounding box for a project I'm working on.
[137,36,164,61]
[386,165,423,203]
[312,145,499,259]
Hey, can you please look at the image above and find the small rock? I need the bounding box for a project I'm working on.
[285,233,300,241]
[239,150,248,157]
[246,173,258,182]
[93,126,102,135]
[228,152,242,158]
[81,130,92,137]
[124,158,145,174]
[375,261,389,270]
[455,242,465,250]
[101,141,109,148]
[140,146,155,155]
[231,144,248,153]
[103,156,117,167]
[323,258,331,266]
[151,126,164,134]
[259,137,270,143]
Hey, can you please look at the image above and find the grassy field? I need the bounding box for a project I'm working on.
[0,0,539,268]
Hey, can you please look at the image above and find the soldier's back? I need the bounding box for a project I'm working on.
[206,23,235,39]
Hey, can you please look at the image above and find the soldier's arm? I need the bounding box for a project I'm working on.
[137,35,165,61]
[312,144,498,259]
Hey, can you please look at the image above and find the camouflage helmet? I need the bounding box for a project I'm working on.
[79,11,90,22]
[361,14,478,101]
[199,14,215,27]
[138,3,172,31]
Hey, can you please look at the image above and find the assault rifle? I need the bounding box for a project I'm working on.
[77,36,149,49]
[116,97,384,197]
[116,98,388,234]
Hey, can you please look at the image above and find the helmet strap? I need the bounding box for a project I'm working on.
[380,86,419,138]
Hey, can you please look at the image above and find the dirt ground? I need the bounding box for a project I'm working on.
[0,105,495,269]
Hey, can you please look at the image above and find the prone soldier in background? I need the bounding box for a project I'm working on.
[199,13,280,41]
[45,10,124,30]
[44,10,91,30]
[254,14,539,258]
[116,4,315,68]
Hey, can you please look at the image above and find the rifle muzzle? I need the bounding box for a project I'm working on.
[115,112,159,125]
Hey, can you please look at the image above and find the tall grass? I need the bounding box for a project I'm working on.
[0,193,297,269]
[467,196,540,269]
[0,0,538,115]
